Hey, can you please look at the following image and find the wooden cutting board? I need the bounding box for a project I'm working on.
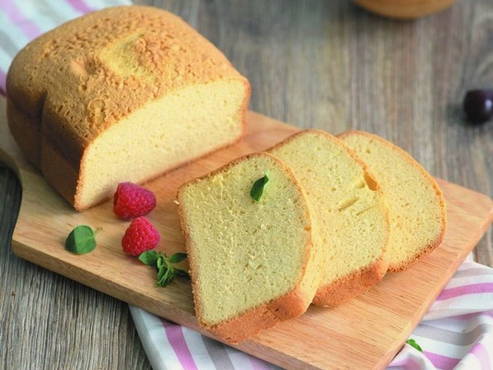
[1,99,492,370]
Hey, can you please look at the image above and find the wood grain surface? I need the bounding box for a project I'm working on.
[0,1,492,369]
[2,97,492,369]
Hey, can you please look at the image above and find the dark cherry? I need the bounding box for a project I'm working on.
[463,89,493,124]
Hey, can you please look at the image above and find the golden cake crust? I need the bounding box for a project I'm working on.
[7,5,250,209]
[339,130,447,272]
[312,259,388,307]
[177,153,316,343]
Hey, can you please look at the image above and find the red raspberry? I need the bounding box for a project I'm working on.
[114,182,156,220]
[122,217,160,256]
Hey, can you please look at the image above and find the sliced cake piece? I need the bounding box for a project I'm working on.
[177,153,323,343]
[269,130,389,307]
[339,131,447,271]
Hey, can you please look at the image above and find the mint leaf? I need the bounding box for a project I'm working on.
[139,251,159,266]
[169,252,187,264]
[157,266,167,281]
[156,255,165,271]
[406,339,423,352]
[157,265,174,287]
[65,225,96,255]
[175,269,190,278]
[250,174,269,202]
[140,251,189,287]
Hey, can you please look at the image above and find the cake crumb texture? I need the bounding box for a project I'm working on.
[269,130,389,306]
[178,153,322,342]
[340,130,447,271]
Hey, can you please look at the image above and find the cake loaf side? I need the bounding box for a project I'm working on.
[7,5,250,210]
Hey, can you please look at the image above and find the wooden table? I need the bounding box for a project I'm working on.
[1,1,491,368]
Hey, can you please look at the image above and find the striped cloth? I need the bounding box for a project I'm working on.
[131,260,493,370]
[1,2,492,369]
[0,0,129,93]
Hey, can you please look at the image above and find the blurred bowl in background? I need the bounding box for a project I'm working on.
[355,0,456,19]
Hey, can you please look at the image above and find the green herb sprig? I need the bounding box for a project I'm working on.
[65,225,97,255]
[250,174,269,202]
[139,251,189,287]
[406,338,423,352]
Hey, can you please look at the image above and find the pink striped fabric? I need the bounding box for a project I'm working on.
[66,0,94,14]
[471,343,491,370]
[1,2,493,369]
[0,0,121,94]
[387,261,493,370]
[437,282,493,300]
[1,0,41,39]
[249,356,271,370]
[161,320,198,370]
[424,352,461,369]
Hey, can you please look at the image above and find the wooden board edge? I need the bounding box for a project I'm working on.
[12,236,340,369]
[10,239,307,368]
[436,178,493,214]
[377,208,493,369]
[11,239,195,324]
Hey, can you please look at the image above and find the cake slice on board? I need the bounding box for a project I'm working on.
[177,153,323,343]
[268,130,389,307]
[339,131,447,271]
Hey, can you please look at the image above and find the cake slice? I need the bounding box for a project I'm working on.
[339,131,447,271]
[178,153,323,343]
[7,6,250,210]
[268,130,389,307]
